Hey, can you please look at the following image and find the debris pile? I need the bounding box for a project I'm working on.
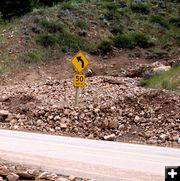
[0,160,90,181]
[0,76,179,147]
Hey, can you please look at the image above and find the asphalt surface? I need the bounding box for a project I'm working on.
[0,129,179,181]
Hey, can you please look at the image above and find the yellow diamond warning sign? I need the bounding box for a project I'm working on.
[73,74,86,87]
[71,51,89,73]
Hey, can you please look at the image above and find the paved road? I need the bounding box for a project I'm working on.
[0,130,179,181]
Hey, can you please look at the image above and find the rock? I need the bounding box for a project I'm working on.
[159,134,168,141]
[36,119,43,126]
[104,134,116,141]
[0,166,9,176]
[88,134,94,139]
[13,125,19,130]
[37,172,58,180]
[68,175,76,181]
[94,108,100,113]
[102,119,108,128]
[153,66,171,74]
[57,178,68,181]
[173,135,179,141]
[60,123,67,129]
[6,173,19,181]
[17,169,38,179]
[134,116,140,122]
[178,138,180,143]
[108,119,118,129]
[0,110,10,122]
[0,110,10,116]
[119,124,125,130]
[0,176,3,181]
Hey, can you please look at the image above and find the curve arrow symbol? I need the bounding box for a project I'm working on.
[77,56,84,68]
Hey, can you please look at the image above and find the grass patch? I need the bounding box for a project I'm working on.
[141,66,180,92]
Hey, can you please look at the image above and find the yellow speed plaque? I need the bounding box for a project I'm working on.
[73,74,86,87]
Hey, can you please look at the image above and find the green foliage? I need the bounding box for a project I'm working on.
[161,80,176,90]
[0,0,34,20]
[40,20,64,33]
[103,2,119,21]
[113,32,154,49]
[109,20,123,35]
[131,3,150,14]
[113,33,134,48]
[37,33,58,47]
[176,34,180,46]
[169,17,180,27]
[58,32,83,52]
[76,20,89,31]
[141,66,180,92]
[60,1,74,10]
[98,40,112,53]
[37,0,64,7]
[150,15,170,29]
[23,51,42,64]
[0,64,7,75]
[0,0,66,20]
[104,2,118,12]
[130,32,155,48]
[36,31,87,52]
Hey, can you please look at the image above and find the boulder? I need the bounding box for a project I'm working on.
[104,134,116,141]
[108,119,118,129]
[6,173,19,181]
[0,110,10,122]
[0,166,9,176]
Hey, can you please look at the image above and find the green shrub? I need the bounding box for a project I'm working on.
[103,2,119,21]
[110,20,123,35]
[169,17,180,27]
[58,32,84,52]
[36,33,58,47]
[131,3,150,14]
[61,2,74,10]
[113,34,135,48]
[104,2,118,12]
[113,32,154,49]
[176,34,180,46]
[130,32,155,48]
[37,0,64,7]
[98,40,112,53]
[150,15,170,29]
[76,20,89,30]
[40,20,64,33]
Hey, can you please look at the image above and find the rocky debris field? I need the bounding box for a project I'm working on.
[0,75,179,147]
[0,159,91,181]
